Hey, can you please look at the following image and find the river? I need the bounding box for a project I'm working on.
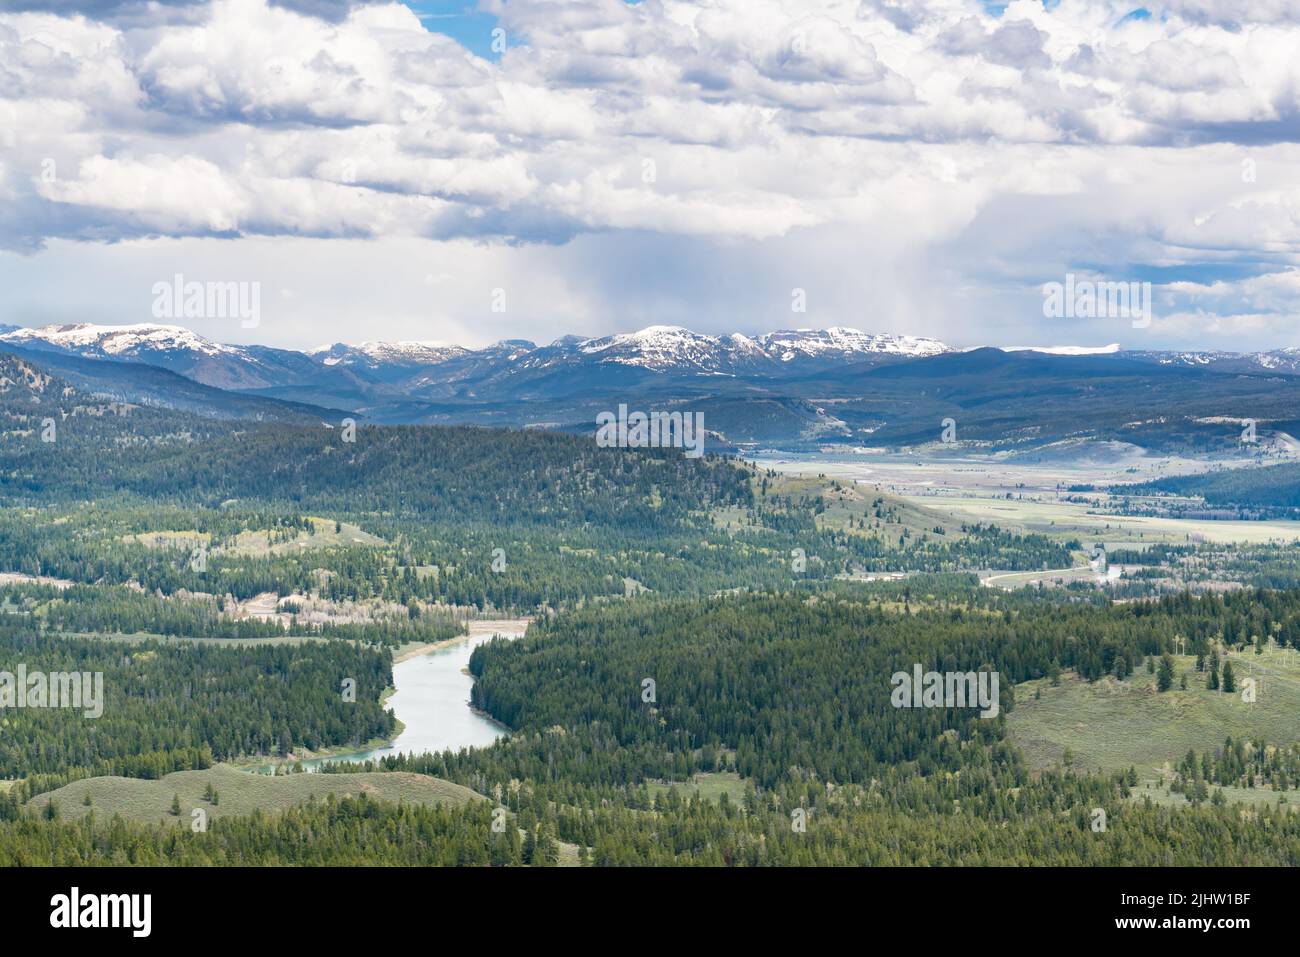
[251,618,531,773]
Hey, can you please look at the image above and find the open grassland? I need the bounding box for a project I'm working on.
[1132,780,1289,809]
[751,451,1300,546]
[26,764,483,825]
[980,567,1098,589]
[721,472,966,544]
[229,518,386,555]
[125,517,384,557]
[1008,644,1300,804]
[815,481,964,540]
[647,771,748,804]
[751,448,1267,499]
[902,494,1300,545]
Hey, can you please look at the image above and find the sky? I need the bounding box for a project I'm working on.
[2,0,1300,352]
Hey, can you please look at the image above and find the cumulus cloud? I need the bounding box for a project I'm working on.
[937,16,1052,70]
[0,0,358,21]
[1151,0,1300,28]
[3,0,1300,349]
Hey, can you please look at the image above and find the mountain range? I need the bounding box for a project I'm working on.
[0,321,946,392]
[4,321,1300,455]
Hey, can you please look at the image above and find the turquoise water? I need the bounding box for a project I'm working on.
[251,629,516,773]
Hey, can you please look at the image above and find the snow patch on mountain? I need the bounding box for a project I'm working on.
[0,323,235,358]
[312,341,469,367]
[570,325,949,371]
[1001,344,1121,355]
[759,327,948,359]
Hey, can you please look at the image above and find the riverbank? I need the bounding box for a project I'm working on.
[241,616,533,773]
[228,730,400,772]
[393,617,531,663]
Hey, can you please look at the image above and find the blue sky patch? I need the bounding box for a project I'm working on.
[402,1,502,59]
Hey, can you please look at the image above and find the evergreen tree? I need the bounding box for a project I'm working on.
[523,825,537,865]
[1157,654,1174,692]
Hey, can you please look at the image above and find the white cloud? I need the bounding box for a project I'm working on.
[4,0,1300,349]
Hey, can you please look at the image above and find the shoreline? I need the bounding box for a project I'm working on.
[392,617,532,664]
[236,616,532,773]
[392,634,468,664]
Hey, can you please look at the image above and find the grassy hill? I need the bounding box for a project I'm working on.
[1008,643,1300,803]
[27,764,484,825]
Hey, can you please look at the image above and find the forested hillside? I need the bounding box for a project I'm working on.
[302,583,1300,865]
[1125,462,1300,511]
[466,587,1300,787]
[0,618,395,792]
[0,367,1072,612]
[2,355,1292,867]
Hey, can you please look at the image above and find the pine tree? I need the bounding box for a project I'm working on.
[523,825,537,865]
[1222,660,1236,694]
[536,822,559,866]
[1157,654,1174,692]
[170,794,182,816]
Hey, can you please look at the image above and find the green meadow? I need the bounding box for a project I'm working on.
[1008,643,1300,804]
[27,764,483,826]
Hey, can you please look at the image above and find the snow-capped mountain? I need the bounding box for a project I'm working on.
[1001,344,1122,356]
[512,325,949,377]
[0,321,957,415]
[0,323,324,391]
[16,322,1300,398]
[573,325,946,370]
[1,323,233,358]
[0,322,948,383]
[758,327,948,362]
[574,326,760,374]
[1125,348,1300,377]
[312,340,470,370]
[5,321,1300,452]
